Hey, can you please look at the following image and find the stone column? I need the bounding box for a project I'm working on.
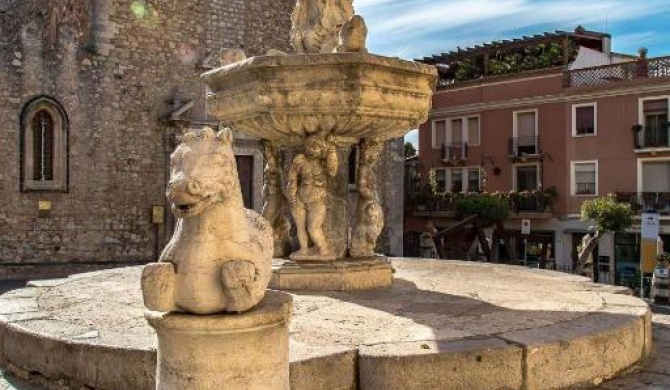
[146,291,292,390]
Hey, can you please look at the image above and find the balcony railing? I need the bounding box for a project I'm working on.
[509,136,540,156]
[565,56,670,88]
[615,192,670,215]
[441,142,468,161]
[633,125,670,149]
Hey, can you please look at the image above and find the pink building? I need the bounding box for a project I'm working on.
[406,27,670,287]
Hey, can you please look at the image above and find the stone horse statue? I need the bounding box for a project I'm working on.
[141,128,273,314]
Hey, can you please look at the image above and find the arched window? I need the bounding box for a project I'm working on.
[21,97,68,192]
[32,110,55,181]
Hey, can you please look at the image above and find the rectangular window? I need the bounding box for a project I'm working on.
[450,168,463,193]
[515,165,539,191]
[443,115,481,148]
[573,104,596,136]
[572,161,597,196]
[449,119,464,144]
[467,168,481,193]
[433,120,446,149]
[517,111,537,137]
[641,160,670,193]
[643,99,669,147]
[467,116,480,146]
[514,110,538,155]
[434,168,446,193]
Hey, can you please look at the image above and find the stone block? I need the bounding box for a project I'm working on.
[289,346,357,390]
[358,337,523,390]
[270,258,393,291]
[499,312,646,389]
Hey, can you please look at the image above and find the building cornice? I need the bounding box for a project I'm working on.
[430,80,670,118]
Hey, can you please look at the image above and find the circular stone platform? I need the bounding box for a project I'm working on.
[0,259,652,390]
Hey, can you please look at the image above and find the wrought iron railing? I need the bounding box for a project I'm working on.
[441,142,468,161]
[615,192,670,215]
[565,56,670,88]
[633,125,670,149]
[508,136,540,156]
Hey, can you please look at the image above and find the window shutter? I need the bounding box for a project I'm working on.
[517,112,536,137]
[434,120,446,148]
[467,117,480,145]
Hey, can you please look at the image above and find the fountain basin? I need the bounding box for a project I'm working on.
[203,52,437,144]
[0,259,652,390]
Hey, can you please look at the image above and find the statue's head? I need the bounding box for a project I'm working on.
[167,127,241,218]
[305,132,329,158]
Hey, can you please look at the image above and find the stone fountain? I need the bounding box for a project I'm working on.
[0,3,653,390]
[203,0,437,290]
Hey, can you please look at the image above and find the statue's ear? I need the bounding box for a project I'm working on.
[216,128,234,144]
[201,127,216,140]
[181,132,196,143]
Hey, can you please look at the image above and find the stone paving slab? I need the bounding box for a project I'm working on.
[0,259,655,390]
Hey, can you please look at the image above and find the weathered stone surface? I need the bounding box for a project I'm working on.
[499,312,647,389]
[286,133,341,261]
[270,258,393,290]
[203,52,437,144]
[0,259,652,389]
[142,128,274,314]
[290,0,354,54]
[0,0,295,278]
[146,291,292,390]
[359,338,523,390]
[289,343,357,390]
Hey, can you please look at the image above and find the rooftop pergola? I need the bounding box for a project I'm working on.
[418,26,611,83]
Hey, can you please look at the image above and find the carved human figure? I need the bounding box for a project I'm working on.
[287,132,339,260]
[290,0,354,53]
[261,140,291,257]
[337,15,368,53]
[350,138,385,257]
[141,128,273,314]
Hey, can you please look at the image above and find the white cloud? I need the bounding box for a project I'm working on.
[355,0,670,59]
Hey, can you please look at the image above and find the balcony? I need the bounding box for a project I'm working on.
[565,56,670,88]
[409,190,555,218]
[615,192,670,216]
[509,136,541,158]
[633,125,670,150]
[441,142,468,163]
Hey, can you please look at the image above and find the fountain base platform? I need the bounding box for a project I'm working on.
[0,258,653,390]
[270,256,393,291]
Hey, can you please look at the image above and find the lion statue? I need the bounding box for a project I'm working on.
[141,127,273,315]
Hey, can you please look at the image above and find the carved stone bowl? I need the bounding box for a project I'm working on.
[202,52,437,145]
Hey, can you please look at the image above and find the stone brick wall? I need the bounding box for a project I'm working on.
[0,0,405,279]
[0,0,294,279]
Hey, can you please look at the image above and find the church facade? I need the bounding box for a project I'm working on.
[0,0,404,279]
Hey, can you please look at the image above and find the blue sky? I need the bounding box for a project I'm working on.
[354,0,670,149]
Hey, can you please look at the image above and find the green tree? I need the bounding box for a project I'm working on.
[404,142,417,158]
[453,194,509,226]
[577,195,634,276]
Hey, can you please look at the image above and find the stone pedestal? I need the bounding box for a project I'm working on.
[146,291,292,390]
[270,257,393,291]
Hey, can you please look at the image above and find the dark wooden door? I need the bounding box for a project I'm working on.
[235,156,254,209]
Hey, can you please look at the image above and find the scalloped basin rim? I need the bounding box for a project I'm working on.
[202,52,437,142]
[201,52,438,87]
